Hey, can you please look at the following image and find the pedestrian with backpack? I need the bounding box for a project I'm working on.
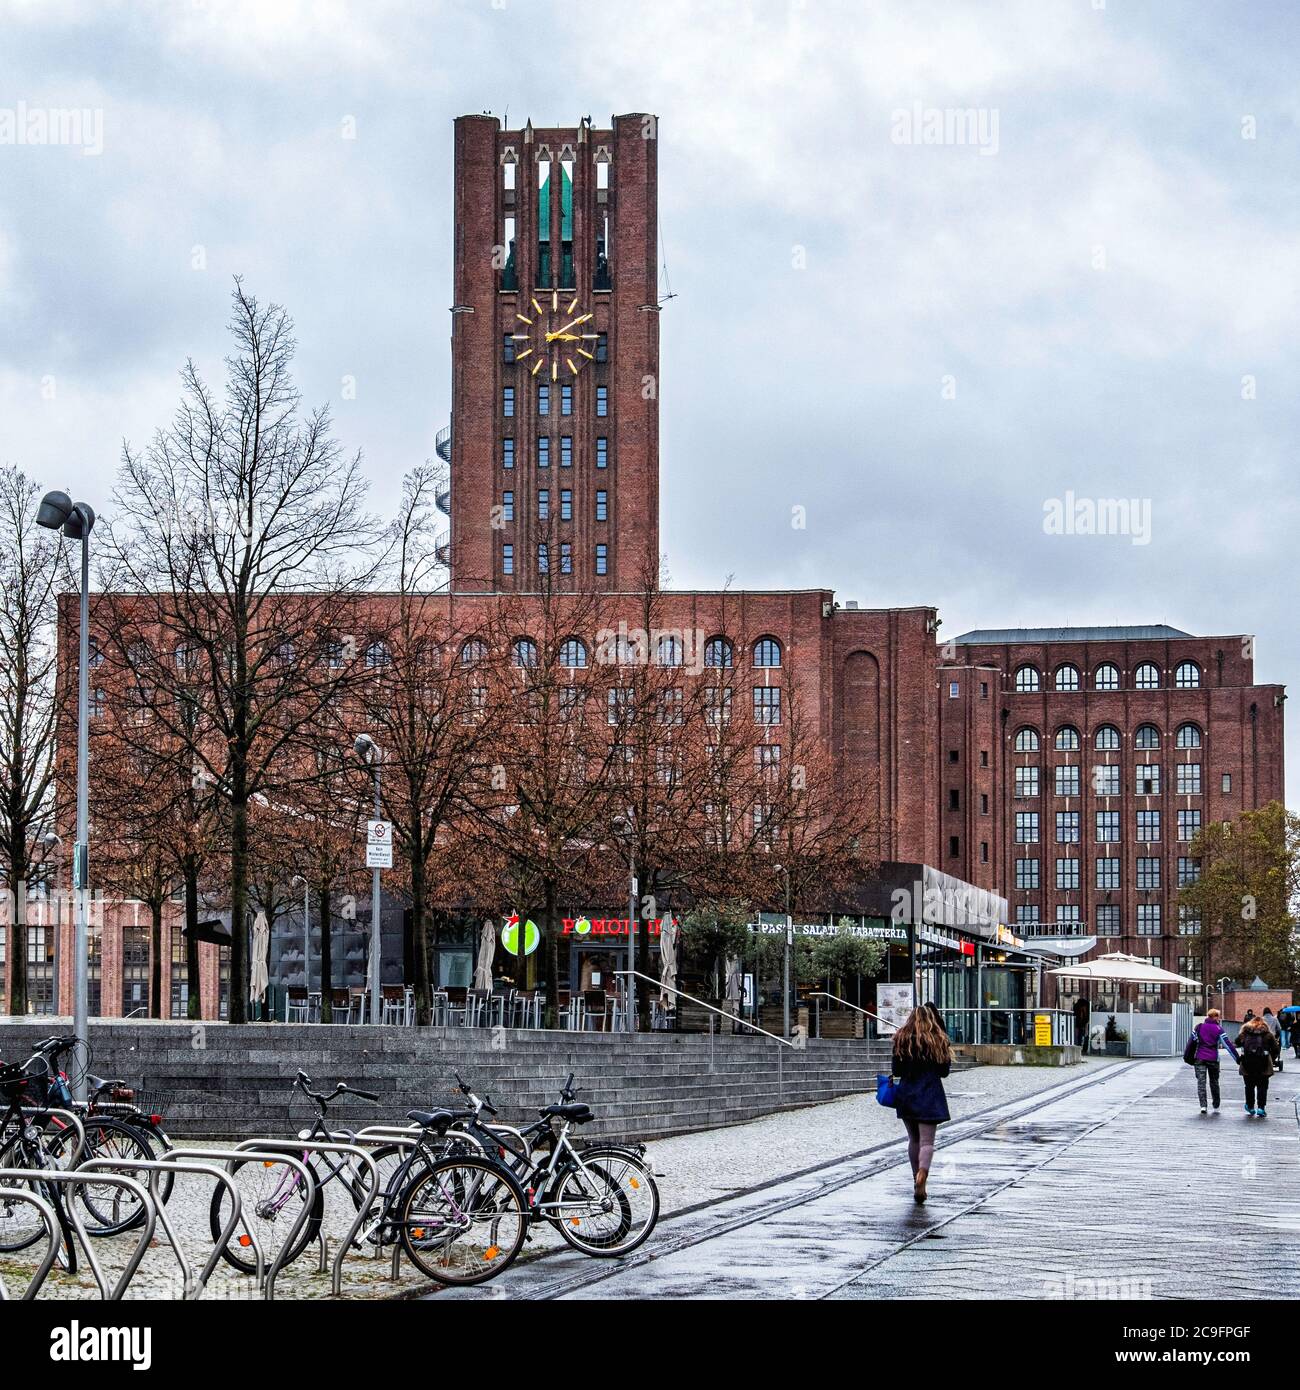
[1186,1008,1237,1114]
[1236,1013,1280,1117]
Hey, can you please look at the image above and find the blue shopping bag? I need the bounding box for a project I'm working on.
[876,1072,898,1107]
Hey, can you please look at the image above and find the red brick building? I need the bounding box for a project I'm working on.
[10,113,1285,1019]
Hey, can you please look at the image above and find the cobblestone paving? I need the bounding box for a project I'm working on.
[435,1058,1300,1301]
[1,1060,1105,1300]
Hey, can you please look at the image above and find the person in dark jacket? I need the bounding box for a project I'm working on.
[891,1003,952,1205]
[1190,1008,1237,1113]
[1262,1008,1282,1072]
[1072,996,1091,1054]
[1236,1014,1280,1116]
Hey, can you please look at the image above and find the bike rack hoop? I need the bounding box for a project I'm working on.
[0,1182,60,1301]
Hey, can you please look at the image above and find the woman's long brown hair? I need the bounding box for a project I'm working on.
[893,1004,952,1065]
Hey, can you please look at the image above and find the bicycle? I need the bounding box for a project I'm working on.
[210,1070,529,1286]
[451,1072,660,1257]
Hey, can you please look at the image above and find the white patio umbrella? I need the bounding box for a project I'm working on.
[473,918,496,991]
[249,910,270,1006]
[1047,952,1201,987]
[724,954,743,1010]
[658,917,678,1003]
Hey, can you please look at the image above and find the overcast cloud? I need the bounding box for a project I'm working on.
[1,0,1295,805]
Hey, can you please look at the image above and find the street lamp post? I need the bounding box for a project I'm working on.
[774,864,792,1039]
[37,492,94,1097]
[613,813,636,1032]
[291,873,310,1007]
[354,734,382,1025]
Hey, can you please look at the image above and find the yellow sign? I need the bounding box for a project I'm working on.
[1034,1013,1052,1046]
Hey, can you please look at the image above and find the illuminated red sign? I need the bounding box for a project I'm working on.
[560,917,672,937]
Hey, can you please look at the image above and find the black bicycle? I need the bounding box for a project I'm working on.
[210,1070,529,1286]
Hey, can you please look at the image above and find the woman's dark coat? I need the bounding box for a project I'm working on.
[892,1048,951,1124]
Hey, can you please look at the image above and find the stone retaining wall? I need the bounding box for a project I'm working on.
[0,1021,895,1140]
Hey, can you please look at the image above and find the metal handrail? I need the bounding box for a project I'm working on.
[613,969,796,1048]
[0,1186,59,1300]
[233,1138,379,1296]
[807,992,899,1032]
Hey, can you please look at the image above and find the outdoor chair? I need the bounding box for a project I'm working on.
[443,986,469,1026]
[348,987,369,1024]
[285,987,311,1023]
[464,988,490,1027]
[381,984,408,1026]
[431,989,450,1026]
[582,989,608,1031]
[328,988,353,1024]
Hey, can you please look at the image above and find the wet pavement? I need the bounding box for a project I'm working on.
[438,1057,1300,1301]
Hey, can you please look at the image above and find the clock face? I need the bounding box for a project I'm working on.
[511,288,598,381]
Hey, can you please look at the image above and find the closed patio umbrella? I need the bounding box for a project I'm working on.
[249,910,270,1007]
[724,954,743,1009]
[473,918,496,991]
[658,917,678,1004]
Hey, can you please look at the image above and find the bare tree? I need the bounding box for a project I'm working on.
[108,280,381,1020]
[0,466,70,1014]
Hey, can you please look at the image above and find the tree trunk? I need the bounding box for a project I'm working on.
[184,862,201,1020]
[635,867,654,1029]
[410,847,432,1026]
[544,878,559,1028]
[229,788,249,1023]
[149,899,163,1019]
[8,854,27,1016]
[317,882,332,1023]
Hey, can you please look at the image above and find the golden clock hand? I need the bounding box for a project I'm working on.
[546,312,593,341]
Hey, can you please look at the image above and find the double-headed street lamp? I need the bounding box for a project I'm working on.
[774,862,793,1040]
[353,734,382,1025]
[37,491,94,1095]
[612,812,636,1032]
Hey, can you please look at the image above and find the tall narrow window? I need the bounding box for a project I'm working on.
[501,214,517,290]
[596,386,608,417]
[595,489,607,521]
[560,489,572,521]
[537,489,549,520]
[537,159,551,287]
[595,544,608,576]
[538,383,550,416]
[560,436,572,468]
[560,159,575,288]
[502,490,514,521]
[537,437,550,468]
[596,437,608,468]
[561,383,573,416]
[502,544,514,575]
[595,211,611,290]
[595,332,608,362]
[560,542,572,574]
[502,332,516,364]
[503,438,514,470]
[538,542,549,573]
[503,386,514,417]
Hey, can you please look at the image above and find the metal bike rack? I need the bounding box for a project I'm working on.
[233,1137,379,1297]
[21,1106,89,1164]
[0,1185,60,1301]
[81,1155,244,1300]
[0,1168,155,1299]
[162,1146,315,1301]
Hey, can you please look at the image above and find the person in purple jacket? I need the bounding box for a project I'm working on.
[1192,1008,1238,1114]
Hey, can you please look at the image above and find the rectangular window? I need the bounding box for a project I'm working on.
[1055,811,1080,844]
[1093,764,1120,797]
[560,489,572,521]
[1136,764,1161,796]
[1014,811,1039,844]
[502,544,513,575]
[1096,810,1120,843]
[607,687,633,725]
[503,386,515,417]
[538,437,550,468]
[502,214,518,289]
[1055,765,1080,797]
[1016,904,1041,928]
[537,542,549,574]
[538,489,549,521]
[755,744,781,773]
[1095,905,1121,937]
[595,544,608,576]
[1178,809,1201,842]
[538,383,550,416]
[560,542,572,574]
[949,790,960,811]
[561,384,573,416]
[595,489,608,522]
[1014,766,1039,798]
[122,925,149,1018]
[170,931,188,1019]
[1137,810,1161,842]
[1221,773,1232,794]
[1136,856,1161,890]
[949,836,960,858]
[980,793,989,815]
[503,438,515,470]
[1136,903,1162,936]
[705,686,733,726]
[1178,907,1202,937]
[596,437,608,469]
[1096,857,1120,890]
[560,436,572,468]
[1176,763,1201,795]
[948,681,960,698]
[1015,858,1039,890]
[980,841,989,863]
[1056,858,1080,891]
[595,332,608,363]
[502,490,514,521]
[537,158,552,287]
[596,385,608,417]
[753,686,782,725]
[1056,904,1081,926]
[1177,856,1201,887]
[502,333,516,364]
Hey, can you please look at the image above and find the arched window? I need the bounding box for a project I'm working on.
[512,638,538,668]
[1013,727,1040,753]
[1094,663,1119,691]
[364,640,390,669]
[1135,723,1160,749]
[1134,662,1160,690]
[1094,724,1121,751]
[1174,661,1201,689]
[753,636,782,668]
[1055,725,1081,752]
[1055,664,1080,692]
[1014,664,1041,693]
[1175,722,1202,749]
[656,635,682,667]
[460,637,487,666]
[704,636,733,669]
[559,638,588,669]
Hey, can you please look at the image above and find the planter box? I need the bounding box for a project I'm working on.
[1104,1040,1128,1056]
[818,1012,865,1040]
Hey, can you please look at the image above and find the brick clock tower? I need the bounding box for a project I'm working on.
[444,113,660,593]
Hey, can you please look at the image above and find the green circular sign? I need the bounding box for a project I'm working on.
[574,917,592,936]
[502,915,540,957]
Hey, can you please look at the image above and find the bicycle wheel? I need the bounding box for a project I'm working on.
[0,1148,77,1272]
[399,1155,526,1285]
[46,1117,154,1236]
[552,1148,660,1257]
[209,1154,323,1276]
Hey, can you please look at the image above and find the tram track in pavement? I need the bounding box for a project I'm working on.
[428,1059,1148,1301]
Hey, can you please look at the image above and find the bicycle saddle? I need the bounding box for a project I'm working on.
[407,1109,454,1130]
[541,1102,594,1123]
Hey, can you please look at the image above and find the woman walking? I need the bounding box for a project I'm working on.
[1236,1013,1280,1117]
[892,1004,952,1204]
[1190,1008,1237,1114]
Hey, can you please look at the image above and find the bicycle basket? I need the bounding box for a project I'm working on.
[0,1057,51,1103]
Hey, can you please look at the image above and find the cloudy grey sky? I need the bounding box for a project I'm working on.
[2,0,1296,805]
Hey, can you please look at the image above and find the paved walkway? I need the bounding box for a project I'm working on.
[439,1057,1300,1301]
